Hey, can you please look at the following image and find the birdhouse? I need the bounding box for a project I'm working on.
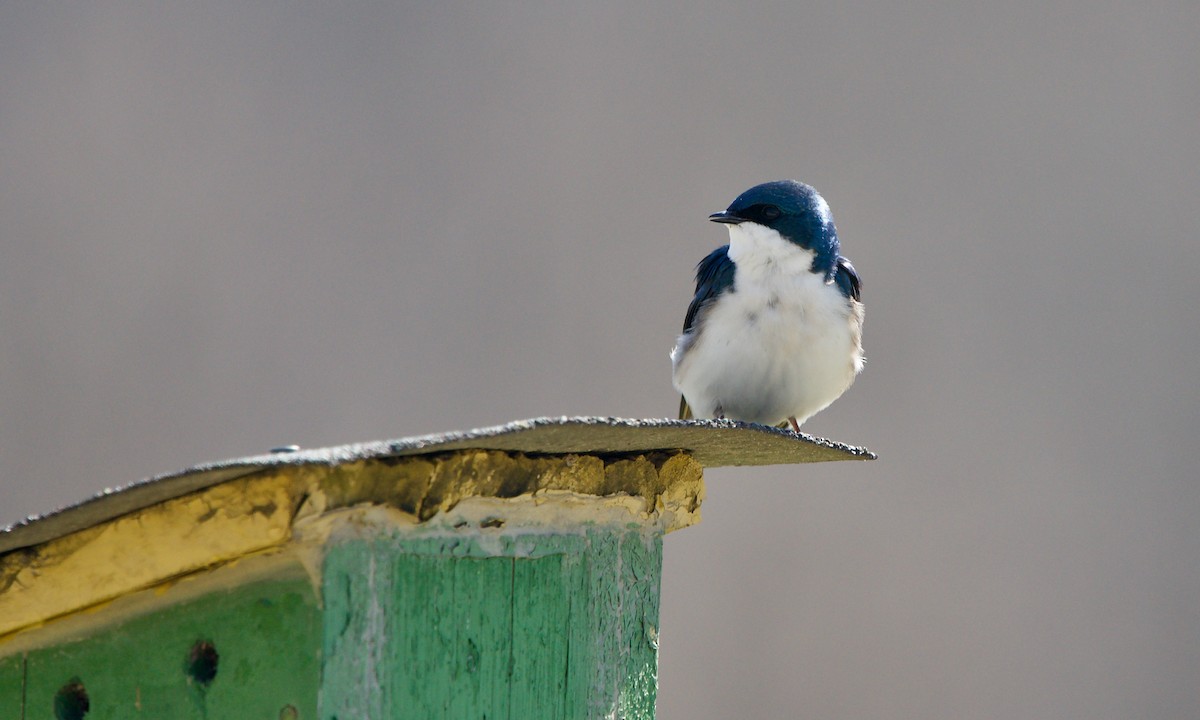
[0,417,872,719]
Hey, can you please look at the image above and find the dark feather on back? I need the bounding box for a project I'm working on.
[834,256,861,301]
[682,245,737,334]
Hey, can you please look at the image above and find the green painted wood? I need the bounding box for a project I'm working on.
[509,554,570,717]
[22,576,319,720]
[0,652,23,718]
[564,530,661,720]
[321,527,663,719]
[446,557,514,717]
[320,541,385,720]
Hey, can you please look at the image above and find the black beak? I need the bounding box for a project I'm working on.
[708,211,744,224]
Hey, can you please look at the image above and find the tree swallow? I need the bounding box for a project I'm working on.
[671,180,864,432]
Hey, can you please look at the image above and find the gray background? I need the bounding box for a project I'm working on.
[2,3,1197,717]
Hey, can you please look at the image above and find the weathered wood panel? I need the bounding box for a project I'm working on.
[321,528,662,719]
[20,576,320,720]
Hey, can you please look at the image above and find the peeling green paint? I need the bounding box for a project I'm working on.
[0,653,22,718]
[1,522,667,720]
[2,448,691,719]
[17,577,320,720]
[321,527,663,719]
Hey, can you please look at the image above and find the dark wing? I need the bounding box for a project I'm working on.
[682,245,737,334]
[833,255,861,301]
[678,245,736,420]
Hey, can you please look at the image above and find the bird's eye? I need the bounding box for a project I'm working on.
[760,205,782,221]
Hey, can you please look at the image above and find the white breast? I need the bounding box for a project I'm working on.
[671,223,864,427]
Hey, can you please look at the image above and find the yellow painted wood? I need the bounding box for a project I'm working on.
[0,451,703,639]
[0,472,300,637]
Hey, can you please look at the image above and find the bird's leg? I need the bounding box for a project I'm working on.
[788,417,801,433]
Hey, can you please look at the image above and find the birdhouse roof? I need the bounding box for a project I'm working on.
[1,417,872,555]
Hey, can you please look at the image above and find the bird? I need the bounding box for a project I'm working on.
[671,180,864,433]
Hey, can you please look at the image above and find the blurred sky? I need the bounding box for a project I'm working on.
[2,2,1198,717]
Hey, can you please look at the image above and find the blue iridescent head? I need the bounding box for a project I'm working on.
[709,180,840,280]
